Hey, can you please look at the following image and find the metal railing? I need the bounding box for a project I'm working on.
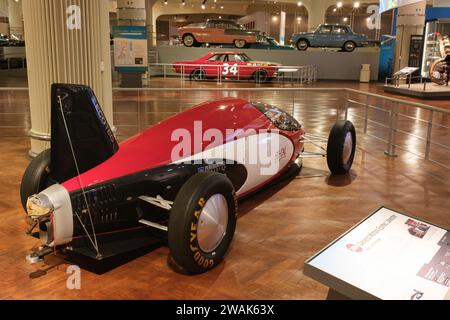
[1,86,449,170]
[344,88,450,169]
[110,87,450,170]
[148,63,318,84]
[0,53,27,70]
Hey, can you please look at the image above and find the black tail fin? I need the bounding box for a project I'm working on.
[50,84,119,183]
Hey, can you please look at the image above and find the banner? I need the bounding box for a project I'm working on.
[112,26,148,72]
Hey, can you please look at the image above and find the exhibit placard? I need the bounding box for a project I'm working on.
[304,207,450,300]
[112,26,148,72]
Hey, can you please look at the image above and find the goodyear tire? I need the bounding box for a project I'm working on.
[168,172,237,274]
[20,149,52,213]
[327,120,356,175]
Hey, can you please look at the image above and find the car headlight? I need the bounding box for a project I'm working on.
[27,194,53,220]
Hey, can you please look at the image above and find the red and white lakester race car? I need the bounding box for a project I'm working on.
[173,52,280,82]
[22,84,356,274]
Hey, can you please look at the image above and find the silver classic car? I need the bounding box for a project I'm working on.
[291,24,368,52]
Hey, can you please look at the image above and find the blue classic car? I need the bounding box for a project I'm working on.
[291,24,368,52]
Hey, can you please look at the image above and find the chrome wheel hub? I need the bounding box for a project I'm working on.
[197,194,229,253]
[342,132,353,164]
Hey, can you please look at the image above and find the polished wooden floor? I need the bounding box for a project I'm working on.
[0,79,450,300]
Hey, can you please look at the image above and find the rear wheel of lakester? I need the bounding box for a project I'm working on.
[182,34,197,47]
[190,69,206,81]
[168,172,237,274]
[253,70,268,83]
[327,120,356,175]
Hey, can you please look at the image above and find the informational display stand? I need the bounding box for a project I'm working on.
[304,207,450,300]
[112,26,148,88]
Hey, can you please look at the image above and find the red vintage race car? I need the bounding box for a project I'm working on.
[22,84,356,274]
[173,52,280,83]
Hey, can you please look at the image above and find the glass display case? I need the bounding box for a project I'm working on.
[421,19,450,78]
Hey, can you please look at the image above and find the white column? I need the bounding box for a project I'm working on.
[145,0,155,47]
[279,11,286,45]
[7,0,23,37]
[117,0,146,26]
[23,0,114,156]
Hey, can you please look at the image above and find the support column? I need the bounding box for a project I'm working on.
[305,0,328,31]
[23,0,114,157]
[117,0,146,26]
[7,0,23,37]
[145,0,155,48]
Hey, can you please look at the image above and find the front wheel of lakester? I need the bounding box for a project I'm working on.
[168,172,237,274]
[327,120,356,175]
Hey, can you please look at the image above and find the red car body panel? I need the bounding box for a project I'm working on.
[173,52,279,80]
[62,98,304,196]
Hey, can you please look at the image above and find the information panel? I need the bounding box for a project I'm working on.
[112,26,148,72]
[305,207,450,300]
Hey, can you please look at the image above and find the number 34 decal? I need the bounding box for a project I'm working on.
[222,63,238,76]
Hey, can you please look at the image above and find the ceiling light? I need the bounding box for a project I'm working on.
[337,2,343,8]
[354,2,360,8]
[297,1,302,6]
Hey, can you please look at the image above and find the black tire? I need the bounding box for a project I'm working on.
[183,34,196,47]
[254,70,268,83]
[168,172,237,274]
[343,41,356,52]
[190,69,205,81]
[20,149,52,212]
[234,39,247,48]
[296,39,309,51]
[327,120,356,175]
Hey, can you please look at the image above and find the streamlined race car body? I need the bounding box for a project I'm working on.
[22,84,356,274]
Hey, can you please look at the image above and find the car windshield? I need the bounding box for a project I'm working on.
[267,38,279,46]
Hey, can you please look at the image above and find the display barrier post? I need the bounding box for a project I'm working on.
[425,110,434,160]
[364,96,370,134]
[385,101,399,157]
